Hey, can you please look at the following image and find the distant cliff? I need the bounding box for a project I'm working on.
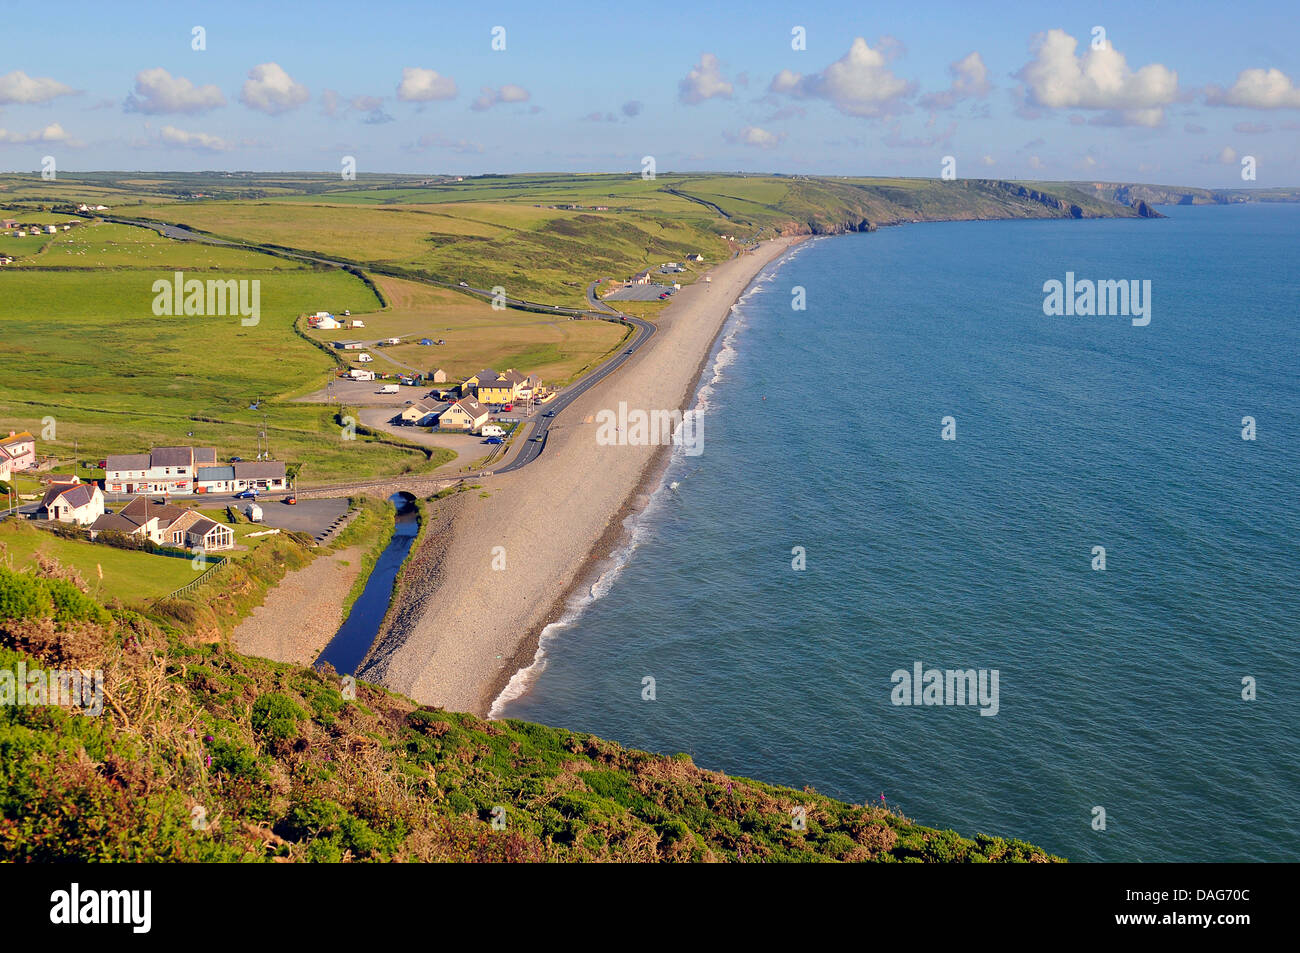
[667,176,1157,238]
[1080,182,1300,207]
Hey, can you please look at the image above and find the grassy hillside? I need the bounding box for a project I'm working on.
[1,170,1156,483]
[52,171,1152,309]
[0,556,1060,863]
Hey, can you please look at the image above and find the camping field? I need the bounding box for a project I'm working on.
[313,276,632,385]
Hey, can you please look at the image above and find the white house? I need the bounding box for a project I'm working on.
[194,460,287,494]
[40,480,105,526]
[104,446,217,495]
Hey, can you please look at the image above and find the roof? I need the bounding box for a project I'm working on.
[105,453,150,471]
[232,461,286,480]
[42,481,97,510]
[89,513,144,534]
[151,447,193,468]
[0,431,34,448]
[196,465,235,481]
[188,517,224,537]
[119,496,187,527]
[193,447,217,465]
[450,397,488,417]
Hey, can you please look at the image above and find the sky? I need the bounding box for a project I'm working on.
[2,0,1298,186]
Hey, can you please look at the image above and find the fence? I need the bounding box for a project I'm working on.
[159,556,230,600]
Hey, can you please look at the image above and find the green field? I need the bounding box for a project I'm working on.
[0,519,213,603]
[0,244,445,484]
[2,170,1152,485]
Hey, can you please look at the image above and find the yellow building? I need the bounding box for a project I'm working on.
[462,368,536,405]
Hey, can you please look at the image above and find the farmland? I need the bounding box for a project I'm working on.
[2,170,1149,485]
[0,230,444,484]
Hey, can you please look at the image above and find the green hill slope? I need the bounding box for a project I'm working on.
[0,558,1060,863]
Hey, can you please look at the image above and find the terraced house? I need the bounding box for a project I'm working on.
[104,446,217,495]
[194,460,288,494]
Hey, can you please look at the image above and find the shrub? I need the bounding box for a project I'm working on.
[250,693,305,742]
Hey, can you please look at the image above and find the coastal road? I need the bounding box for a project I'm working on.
[97,214,658,486]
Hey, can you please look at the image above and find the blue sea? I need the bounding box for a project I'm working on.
[498,204,1300,863]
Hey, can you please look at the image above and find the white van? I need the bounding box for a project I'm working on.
[480,424,505,438]
[380,383,400,394]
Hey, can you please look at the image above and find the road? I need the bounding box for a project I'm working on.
[93,215,657,487]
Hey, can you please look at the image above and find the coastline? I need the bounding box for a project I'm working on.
[360,236,804,716]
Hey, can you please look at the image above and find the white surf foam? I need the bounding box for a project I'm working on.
[488,245,806,719]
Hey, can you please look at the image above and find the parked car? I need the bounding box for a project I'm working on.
[502,404,513,412]
[658,293,669,299]
[231,456,243,462]
[458,281,468,287]
[484,437,503,445]
[284,495,297,505]
[236,489,257,499]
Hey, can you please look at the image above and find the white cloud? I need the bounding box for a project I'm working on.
[159,125,232,152]
[397,67,458,102]
[0,122,73,144]
[678,53,733,104]
[1206,68,1300,109]
[470,84,530,111]
[1027,155,1045,169]
[920,51,991,110]
[981,154,995,166]
[768,38,914,117]
[1216,145,1237,164]
[240,63,309,114]
[726,125,784,149]
[0,70,76,105]
[1015,28,1178,126]
[125,67,225,114]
